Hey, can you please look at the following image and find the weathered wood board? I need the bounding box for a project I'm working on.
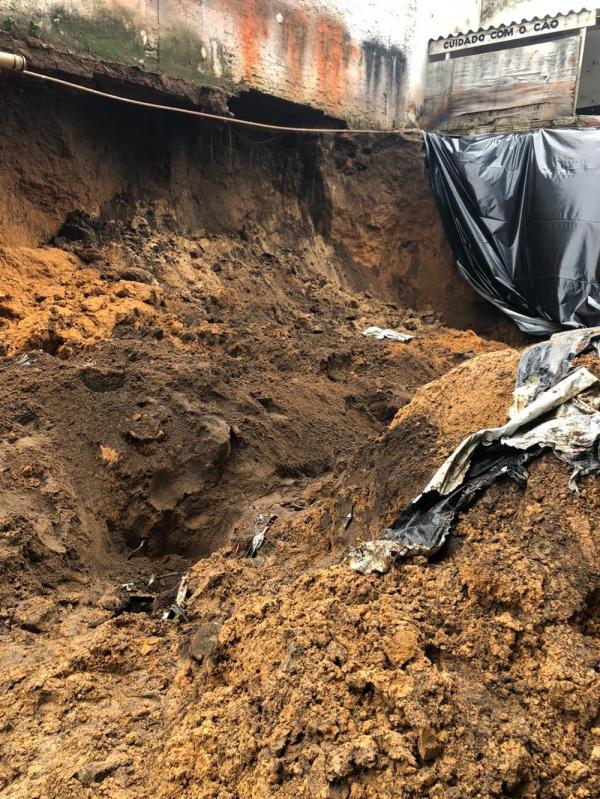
[423,34,582,132]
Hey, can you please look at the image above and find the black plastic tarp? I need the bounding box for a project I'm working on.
[347,329,600,575]
[424,129,600,334]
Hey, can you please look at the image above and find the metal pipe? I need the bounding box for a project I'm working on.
[0,52,26,71]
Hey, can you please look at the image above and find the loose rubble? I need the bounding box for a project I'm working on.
[0,83,597,799]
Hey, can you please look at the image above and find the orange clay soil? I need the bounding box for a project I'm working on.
[2,342,599,799]
[0,86,596,799]
[0,245,185,357]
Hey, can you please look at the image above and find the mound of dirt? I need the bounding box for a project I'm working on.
[148,451,599,799]
[0,245,180,357]
[150,352,600,799]
[391,348,521,443]
[313,349,521,549]
[2,334,599,799]
[0,76,595,799]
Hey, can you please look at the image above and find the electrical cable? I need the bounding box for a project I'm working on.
[20,68,421,137]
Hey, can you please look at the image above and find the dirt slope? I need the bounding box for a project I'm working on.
[163,452,600,799]
[0,218,508,798]
[0,77,596,799]
[2,340,599,799]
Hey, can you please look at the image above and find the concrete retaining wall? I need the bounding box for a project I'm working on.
[0,0,423,127]
[0,0,565,128]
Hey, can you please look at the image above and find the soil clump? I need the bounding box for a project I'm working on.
[0,79,595,799]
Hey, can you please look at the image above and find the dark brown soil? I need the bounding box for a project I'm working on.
[1,76,596,799]
[0,215,501,607]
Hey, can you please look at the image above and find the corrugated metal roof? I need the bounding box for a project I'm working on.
[429,8,595,43]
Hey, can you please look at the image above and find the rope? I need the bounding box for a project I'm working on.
[21,69,421,137]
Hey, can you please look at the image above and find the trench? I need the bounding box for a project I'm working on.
[0,84,515,596]
[2,68,600,799]
[0,75,518,577]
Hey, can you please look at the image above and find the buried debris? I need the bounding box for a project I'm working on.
[349,329,600,574]
[361,326,413,343]
[246,513,277,557]
[189,621,223,663]
[126,539,147,560]
[74,754,132,788]
[161,572,190,620]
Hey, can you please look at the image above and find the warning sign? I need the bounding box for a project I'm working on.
[429,10,596,57]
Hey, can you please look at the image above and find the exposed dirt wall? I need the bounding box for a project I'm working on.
[318,134,514,336]
[0,73,597,799]
[0,76,312,248]
[0,76,507,334]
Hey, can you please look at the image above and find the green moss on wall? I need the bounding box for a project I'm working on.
[46,5,150,65]
[2,4,234,90]
[2,16,17,32]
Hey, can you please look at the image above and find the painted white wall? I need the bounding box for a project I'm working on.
[405,0,481,115]
[313,0,483,120]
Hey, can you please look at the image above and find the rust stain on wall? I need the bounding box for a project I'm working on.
[314,17,350,111]
[234,0,268,82]
[283,11,308,99]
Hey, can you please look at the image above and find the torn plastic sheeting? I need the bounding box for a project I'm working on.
[246,513,277,557]
[348,448,534,575]
[424,130,600,334]
[503,397,600,489]
[362,326,413,343]
[511,328,600,415]
[348,366,598,575]
[424,366,597,496]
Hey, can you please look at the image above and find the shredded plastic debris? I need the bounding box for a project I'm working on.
[161,572,190,620]
[246,514,277,557]
[349,330,600,574]
[126,539,147,560]
[511,327,600,414]
[361,326,413,342]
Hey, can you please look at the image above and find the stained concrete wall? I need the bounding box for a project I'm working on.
[0,0,424,128]
[0,0,580,128]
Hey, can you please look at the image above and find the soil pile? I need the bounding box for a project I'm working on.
[0,78,596,799]
[163,452,600,799]
[142,350,599,799]
[2,320,599,798]
[0,245,175,356]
